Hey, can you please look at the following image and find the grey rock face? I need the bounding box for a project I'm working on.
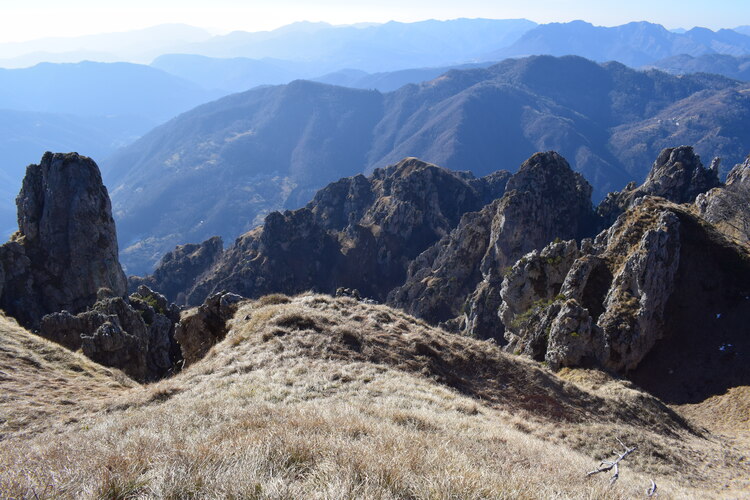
[598,146,720,226]
[500,239,582,357]
[129,236,224,305]
[39,285,181,381]
[544,300,594,370]
[174,291,244,366]
[502,198,684,372]
[388,152,596,340]
[160,157,510,306]
[695,155,750,244]
[596,208,681,370]
[0,152,127,328]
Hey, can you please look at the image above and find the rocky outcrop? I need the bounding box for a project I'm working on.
[129,236,224,305]
[0,152,127,328]
[502,199,682,371]
[158,158,510,305]
[39,286,181,381]
[184,209,342,305]
[696,155,750,245]
[498,239,584,358]
[388,152,597,340]
[174,291,244,366]
[597,146,720,226]
[500,195,750,396]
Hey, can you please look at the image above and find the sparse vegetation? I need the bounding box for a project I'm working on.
[0,296,747,498]
[510,294,566,330]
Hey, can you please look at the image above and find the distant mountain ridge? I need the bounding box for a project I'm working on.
[646,53,750,81]
[104,55,750,274]
[0,61,218,122]
[493,21,750,67]
[176,18,537,73]
[148,20,750,94]
[0,24,213,68]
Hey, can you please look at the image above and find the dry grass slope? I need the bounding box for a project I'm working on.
[0,295,747,499]
[0,312,136,439]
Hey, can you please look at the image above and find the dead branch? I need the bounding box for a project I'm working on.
[586,438,637,485]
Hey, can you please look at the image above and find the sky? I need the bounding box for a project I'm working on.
[0,0,748,43]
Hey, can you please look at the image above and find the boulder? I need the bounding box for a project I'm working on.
[174,291,244,366]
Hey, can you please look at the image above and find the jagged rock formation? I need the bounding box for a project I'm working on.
[597,146,720,225]
[139,158,510,305]
[128,236,224,305]
[174,291,244,366]
[696,155,750,245]
[500,196,750,403]
[39,286,181,381]
[0,152,127,328]
[388,152,597,340]
[502,198,682,371]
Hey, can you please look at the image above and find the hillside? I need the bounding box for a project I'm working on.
[609,86,750,178]
[107,55,747,274]
[1,294,747,498]
[0,312,136,439]
[107,81,384,273]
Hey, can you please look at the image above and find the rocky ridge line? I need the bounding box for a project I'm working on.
[138,157,512,306]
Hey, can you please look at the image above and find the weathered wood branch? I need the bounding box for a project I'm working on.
[586,438,637,485]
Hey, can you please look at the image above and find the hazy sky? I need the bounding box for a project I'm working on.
[0,0,748,42]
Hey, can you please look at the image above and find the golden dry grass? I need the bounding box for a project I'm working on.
[0,295,747,499]
[0,312,136,439]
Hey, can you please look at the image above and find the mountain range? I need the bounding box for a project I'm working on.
[647,53,750,81]
[104,55,750,274]
[2,16,750,499]
[0,24,213,68]
[5,19,750,74]
[493,21,750,67]
[129,20,750,95]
